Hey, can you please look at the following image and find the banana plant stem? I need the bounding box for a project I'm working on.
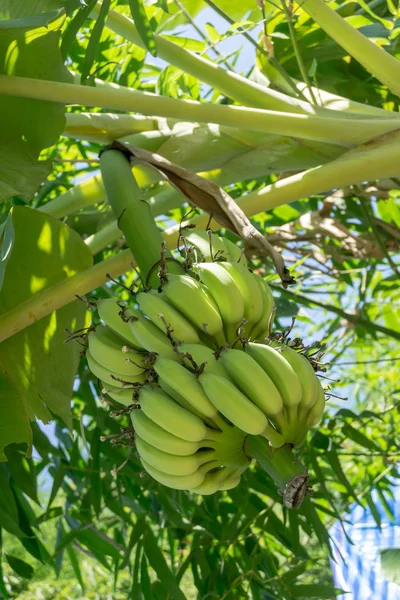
[3,75,399,146]
[244,437,310,508]
[301,0,400,98]
[99,149,184,284]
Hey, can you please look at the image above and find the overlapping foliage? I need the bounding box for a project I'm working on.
[0,0,399,597]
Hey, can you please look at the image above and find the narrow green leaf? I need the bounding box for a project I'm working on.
[140,554,153,599]
[61,0,97,60]
[47,463,66,511]
[131,541,142,600]
[375,485,395,522]
[4,447,39,504]
[325,450,360,505]
[365,492,381,529]
[0,506,25,537]
[128,0,157,56]
[143,528,187,600]
[81,0,111,83]
[341,424,379,451]
[90,428,102,518]
[5,555,34,579]
[66,543,85,591]
[300,499,333,557]
[0,215,14,291]
[121,517,147,569]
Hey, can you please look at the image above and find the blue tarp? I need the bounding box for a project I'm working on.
[330,485,400,599]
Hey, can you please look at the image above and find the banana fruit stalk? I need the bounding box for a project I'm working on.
[85,229,329,504]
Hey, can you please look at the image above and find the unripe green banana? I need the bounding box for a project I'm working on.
[138,386,207,442]
[189,467,229,495]
[246,343,302,412]
[250,276,276,342]
[140,458,208,490]
[97,298,143,348]
[199,372,268,435]
[219,262,263,332]
[136,291,200,344]
[183,230,228,261]
[88,325,147,376]
[86,350,147,387]
[158,378,206,420]
[193,263,244,339]
[135,435,215,476]
[262,422,286,448]
[306,381,325,428]
[219,349,283,418]
[161,274,224,340]
[101,381,137,406]
[220,237,246,265]
[177,343,228,377]
[129,315,179,361]
[130,410,202,456]
[154,358,218,419]
[218,467,245,491]
[278,345,319,422]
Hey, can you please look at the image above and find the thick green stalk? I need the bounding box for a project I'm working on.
[164,131,400,238]
[39,174,105,219]
[1,75,399,146]
[0,249,133,343]
[99,149,183,284]
[92,3,318,115]
[244,437,309,508]
[85,220,120,254]
[302,0,400,98]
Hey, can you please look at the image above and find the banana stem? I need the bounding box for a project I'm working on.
[99,149,184,285]
[2,76,399,146]
[244,437,310,509]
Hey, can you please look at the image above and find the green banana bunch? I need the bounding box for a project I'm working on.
[84,229,330,499]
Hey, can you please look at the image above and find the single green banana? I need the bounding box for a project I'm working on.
[278,345,319,422]
[183,230,228,261]
[246,343,302,412]
[101,381,137,406]
[250,276,276,342]
[219,262,263,332]
[193,262,244,340]
[140,458,209,490]
[218,468,244,491]
[97,298,143,348]
[199,372,268,435]
[86,350,147,387]
[136,291,200,344]
[261,422,286,448]
[189,467,229,495]
[130,410,202,456]
[135,435,216,476]
[129,315,179,361]
[219,349,283,418]
[158,378,206,419]
[154,358,218,419]
[138,386,207,442]
[220,237,247,265]
[306,381,326,428]
[88,325,147,376]
[161,274,224,340]
[177,343,228,377]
